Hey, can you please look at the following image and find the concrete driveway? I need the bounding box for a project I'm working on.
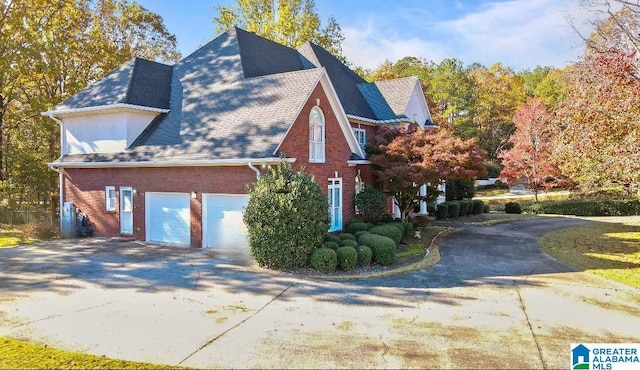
[1,217,639,369]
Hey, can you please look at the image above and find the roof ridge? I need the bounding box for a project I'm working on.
[123,58,139,105]
[242,65,323,82]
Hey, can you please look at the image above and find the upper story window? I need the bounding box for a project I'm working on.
[353,128,366,153]
[309,107,325,162]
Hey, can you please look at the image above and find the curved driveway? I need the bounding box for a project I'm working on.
[1,217,639,369]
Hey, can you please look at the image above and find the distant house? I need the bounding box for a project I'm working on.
[43,27,434,249]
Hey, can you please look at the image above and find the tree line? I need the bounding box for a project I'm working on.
[0,0,180,212]
[1,0,637,217]
[361,1,639,199]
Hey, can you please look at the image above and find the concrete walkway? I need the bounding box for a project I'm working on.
[0,217,639,368]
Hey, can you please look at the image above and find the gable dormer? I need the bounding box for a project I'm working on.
[43,58,172,155]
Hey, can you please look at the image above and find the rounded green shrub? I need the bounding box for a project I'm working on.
[436,203,448,220]
[354,188,388,223]
[472,199,484,215]
[339,233,356,241]
[310,248,337,273]
[347,220,374,234]
[447,201,460,218]
[427,203,436,216]
[356,245,372,267]
[322,241,339,250]
[368,224,402,244]
[374,244,396,266]
[243,161,330,270]
[358,233,396,265]
[336,246,358,271]
[483,204,491,213]
[324,234,342,244]
[505,202,522,214]
[340,239,359,247]
[354,230,370,239]
[459,200,471,216]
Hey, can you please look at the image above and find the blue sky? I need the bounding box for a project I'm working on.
[135,0,603,71]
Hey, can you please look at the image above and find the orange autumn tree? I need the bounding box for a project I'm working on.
[368,123,485,221]
[499,98,563,201]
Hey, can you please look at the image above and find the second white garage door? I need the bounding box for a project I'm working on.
[145,192,191,245]
[203,194,249,250]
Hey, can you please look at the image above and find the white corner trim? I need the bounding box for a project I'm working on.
[346,114,409,125]
[48,157,296,169]
[41,103,169,117]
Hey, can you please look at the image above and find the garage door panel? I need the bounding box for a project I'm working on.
[146,193,190,245]
[203,194,249,250]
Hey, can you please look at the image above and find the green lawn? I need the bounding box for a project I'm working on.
[538,218,640,288]
[0,228,22,248]
[0,337,181,369]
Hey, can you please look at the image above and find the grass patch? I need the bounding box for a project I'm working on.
[434,212,537,225]
[0,229,22,248]
[0,337,180,369]
[477,191,570,211]
[538,219,640,288]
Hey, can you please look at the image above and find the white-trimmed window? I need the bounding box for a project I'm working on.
[105,186,116,211]
[353,128,366,153]
[309,107,325,162]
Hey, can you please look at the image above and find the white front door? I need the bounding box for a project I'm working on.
[120,187,133,234]
[328,178,342,232]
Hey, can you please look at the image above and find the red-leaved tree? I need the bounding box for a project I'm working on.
[498,98,564,202]
[369,123,486,221]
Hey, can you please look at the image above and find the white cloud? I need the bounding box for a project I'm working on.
[341,19,448,70]
[337,0,616,71]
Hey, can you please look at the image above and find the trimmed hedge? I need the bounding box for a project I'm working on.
[368,224,402,244]
[472,199,484,215]
[447,201,460,218]
[310,248,337,273]
[354,230,370,239]
[336,246,358,271]
[458,200,471,216]
[483,204,491,213]
[340,239,359,247]
[354,188,388,223]
[436,203,448,220]
[339,233,356,241]
[357,233,397,266]
[324,235,342,245]
[347,221,374,234]
[356,245,372,267]
[505,202,522,214]
[525,198,640,216]
[322,241,339,250]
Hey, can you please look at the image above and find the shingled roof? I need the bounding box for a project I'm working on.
[50,27,426,165]
[53,58,173,111]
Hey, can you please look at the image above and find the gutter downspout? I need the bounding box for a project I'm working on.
[248,162,261,179]
[46,114,65,233]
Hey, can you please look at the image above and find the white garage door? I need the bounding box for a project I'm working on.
[203,194,249,250]
[145,192,190,245]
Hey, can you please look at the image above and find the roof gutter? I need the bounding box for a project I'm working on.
[346,114,408,125]
[41,103,170,117]
[48,157,296,169]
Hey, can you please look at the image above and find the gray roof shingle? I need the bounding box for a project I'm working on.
[374,76,420,117]
[53,58,172,111]
[52,27,424,165]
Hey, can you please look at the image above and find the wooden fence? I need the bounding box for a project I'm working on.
[0,209,54,226]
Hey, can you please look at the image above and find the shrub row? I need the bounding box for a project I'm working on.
[311,242,374,273]
[436,199,488,220]
[524,198,640,216]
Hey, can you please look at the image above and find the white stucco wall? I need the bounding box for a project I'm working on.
[404,84,433,128]
[63,111,157,154]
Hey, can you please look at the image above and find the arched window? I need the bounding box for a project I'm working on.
[309,107,325,162]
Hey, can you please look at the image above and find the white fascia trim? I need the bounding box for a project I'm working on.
[48,157,296,169]
[347,160,371,166]
[346,114,408,125]
[41,103,170,117]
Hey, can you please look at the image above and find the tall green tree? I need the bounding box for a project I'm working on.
[1,0,179,210]
[213,0,345,61]
[469,63,525,161]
